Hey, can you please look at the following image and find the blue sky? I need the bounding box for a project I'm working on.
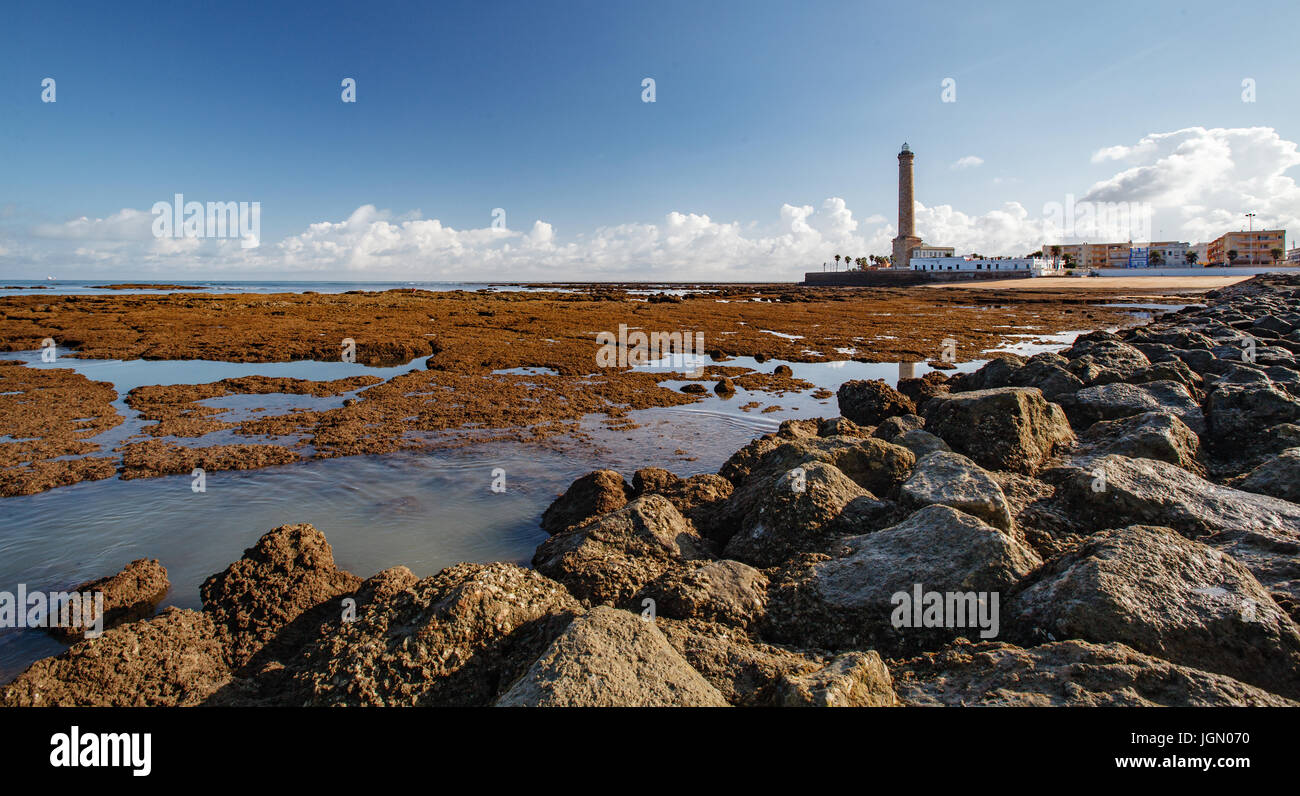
[2,0,1299,280]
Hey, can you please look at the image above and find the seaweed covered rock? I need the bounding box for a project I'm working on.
[541,469,633,533]
[496,606,727,707]
[533,495,709,606]
[201,523,362,670]
[923,387,1074,474]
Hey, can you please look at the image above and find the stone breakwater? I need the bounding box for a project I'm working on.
[4,274,1300,707]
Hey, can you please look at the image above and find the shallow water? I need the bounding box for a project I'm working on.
[0,329,1085,680]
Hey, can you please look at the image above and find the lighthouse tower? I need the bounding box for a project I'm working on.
[891,143,922,269]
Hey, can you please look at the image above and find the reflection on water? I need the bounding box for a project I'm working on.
[0,330,1090,680]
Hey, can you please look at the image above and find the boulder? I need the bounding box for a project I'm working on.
[200,523,362,670]
[656,618,826,706]
[893,429,951,458]
[723,461,869,567]
[1076,411,1205,474]
[923,387,1074,474]
[1056,380,1205,434]
[540,469,633,533]
[776,651,898,707]
[633,470,734,538]
[893,638,1296,707]
[836,379,916,426]
[533,495,709,606]
[1205,382,1300,446]
[1230,447,1300,503]
[47,558,170,642]
[899,452,1015,533]
[951,355,1024,393]
[871,413,925,441]
[495,606,728,707]
[1055,454,1300,540]
[635,559,769,629]
[817,416,871,438]
[1,608,230,707]
[297,562,580,706]
[765,505,1041,653]
[1011,524,1300,699]
[1008,353,1085,399]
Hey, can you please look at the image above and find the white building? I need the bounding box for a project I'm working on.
[910,255,1059,276]
[1146,241,1191,267]
[912,246,955,259]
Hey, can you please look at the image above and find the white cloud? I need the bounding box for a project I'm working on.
[951,156,984,170]
[5,126,1298,279]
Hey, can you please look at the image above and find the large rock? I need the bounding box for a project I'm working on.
[899,452,1015,533]
[765,505,1041,653]
[1011,524,1300,699]
[837,379,917,426]
[1056,380,1205,434]
[1063,337,1152,383]
[723,461,870,567]
[297,562,581,706]
[923,387,1074,474]
[710,436,913,545]
[635,559,769,629]
[1055,454,1300,540]
[540,469,633,533]
[1,608,230,707]
[201,523,362,670]
[776,651,898,707]
[893,638,1296,707]
[1076,411,1205,474]
[657,618,827,706]
[893,429,951,458]
[533,495,709,606]
[47,558,170,642]
[1230,447,1300,503]
[495,606,728,707]
[632,470,734,538]
[1205,382,1300,445]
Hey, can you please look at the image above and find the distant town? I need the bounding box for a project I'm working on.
[807,143,1298,285]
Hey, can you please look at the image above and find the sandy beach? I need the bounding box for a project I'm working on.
[930,275,1253,290]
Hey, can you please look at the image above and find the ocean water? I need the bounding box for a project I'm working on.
[0,280,717,298]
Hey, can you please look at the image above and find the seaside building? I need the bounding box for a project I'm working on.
[1207,229,1286,265]
[1288,246,1300,265]
[1192,242,1209,265]
[910,255,1056,276]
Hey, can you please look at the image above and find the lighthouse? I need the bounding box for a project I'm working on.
[891,143,923,269]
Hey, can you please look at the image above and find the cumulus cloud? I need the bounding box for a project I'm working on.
[4,126,1298,279]
[1080,127,1300,242]
[951,156,984,170]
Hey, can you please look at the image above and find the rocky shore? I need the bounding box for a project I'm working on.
[4,274,1300,707]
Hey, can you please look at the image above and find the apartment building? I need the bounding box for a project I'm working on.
[1207,229,1287,265]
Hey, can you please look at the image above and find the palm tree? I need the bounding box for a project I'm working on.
[1149,249,1163,266]
[1050,245,1062,270]
[1228,249,1239,265]
[1184,250,1198,266]
[1271,247,1283,264]
[834,254,841,270]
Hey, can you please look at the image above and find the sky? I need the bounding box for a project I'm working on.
[2,0,1299,281]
